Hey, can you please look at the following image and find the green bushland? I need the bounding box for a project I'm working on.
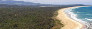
[51,10,64,29]
[0,7,64,29]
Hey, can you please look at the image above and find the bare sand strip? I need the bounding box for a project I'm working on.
[56,6,88,29]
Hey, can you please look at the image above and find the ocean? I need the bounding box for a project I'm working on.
[65,6,92,29]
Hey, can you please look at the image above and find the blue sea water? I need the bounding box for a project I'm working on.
[71,7,92,22]
[70,6,92,29]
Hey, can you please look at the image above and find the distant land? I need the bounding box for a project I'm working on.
[0,1,87,7]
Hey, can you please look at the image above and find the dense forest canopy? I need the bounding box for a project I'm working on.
[0,7,63,29]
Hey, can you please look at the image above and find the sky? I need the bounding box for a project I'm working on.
[0,0,92,5]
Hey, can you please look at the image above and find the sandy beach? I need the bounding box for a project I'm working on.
[56,6,88,29]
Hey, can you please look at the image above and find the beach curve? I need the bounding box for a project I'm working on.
[56,6,88,29]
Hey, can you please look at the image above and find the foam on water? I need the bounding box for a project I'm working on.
[64,6,92,29]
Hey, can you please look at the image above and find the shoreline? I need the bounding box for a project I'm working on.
[56,6,89,29]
